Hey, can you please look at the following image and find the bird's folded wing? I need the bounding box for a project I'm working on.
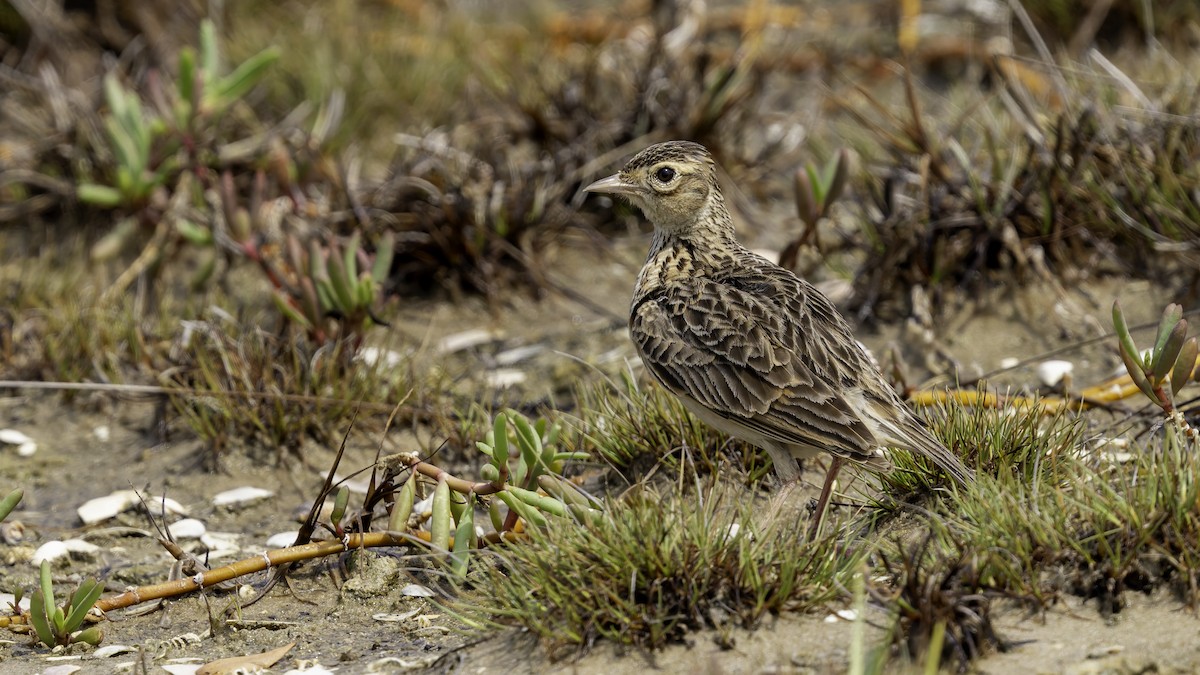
[631,276,880,460]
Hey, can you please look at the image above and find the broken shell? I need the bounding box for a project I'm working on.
[1036,360,1075,387]
[200,531,241,559]
[94,644,137,658]
[266,532,298,549]
[0,429,32,445]
[77,490,187,525]
[0,429,36,457]
[436,328,495,354]
[486,368,527,389]
[32,538,100,565]
[212,486,273,508]
[400,583,435,597]
[494,345,544,366]
[166,518,207,540]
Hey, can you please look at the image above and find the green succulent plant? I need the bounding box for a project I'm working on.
[1113,300,1198,414]
[26,561,104,649]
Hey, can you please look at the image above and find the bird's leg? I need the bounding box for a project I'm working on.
[806,455,845,540]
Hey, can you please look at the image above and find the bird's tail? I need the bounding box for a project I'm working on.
[884,414,973,485]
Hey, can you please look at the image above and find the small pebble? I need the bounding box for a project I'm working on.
[0,521,26,543]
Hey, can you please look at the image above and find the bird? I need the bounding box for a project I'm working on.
[584,140,971,537]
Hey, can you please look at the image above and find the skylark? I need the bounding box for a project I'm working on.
[585,140,970,535]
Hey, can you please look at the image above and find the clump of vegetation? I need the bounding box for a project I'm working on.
[875,536,1006,669]
[163,327,418,457]
[779,148,851,270]
[458,482,856,655]
[24,561,104,649]
[838,67,1200,321]
[860,303,1200,668]
[261,230,395,347]
[572,370,771,481]
[376,410,593,576]
[0,14,408,457]
[1112,301,1198,417]
[361,0,800,297]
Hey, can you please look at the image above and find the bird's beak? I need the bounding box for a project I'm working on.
[583,173,637,196]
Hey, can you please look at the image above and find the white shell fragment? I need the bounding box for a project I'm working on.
[200,531,241,559]
[93,425,111,442]
[824,608,859,622]
[166,518,207,540]
[283,664,336,675]
[494,345,544,366]
[999,357,1021,370]
[486,368,527,389]
[33,539,100,565]
[0,429,32,445]
[266,532,298,549]
[436,328,496,354]
[212,486,274,508]
[31,541,67,564]
[0,429,36,457]
[77,490,187,525]
[373,609,421,622]
[400,583,435,597]
[0,592,31,611]
[356,347,406,368]
[412,494,435,517]
[1036,360,1075,387]
[332,474,372,495]
[93,644,137,658]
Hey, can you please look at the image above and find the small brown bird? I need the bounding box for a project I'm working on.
[585,140,970,536]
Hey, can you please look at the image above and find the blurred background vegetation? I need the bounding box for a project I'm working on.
[2,0,1200,462]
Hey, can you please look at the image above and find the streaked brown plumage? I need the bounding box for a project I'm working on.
[585,140,970,535]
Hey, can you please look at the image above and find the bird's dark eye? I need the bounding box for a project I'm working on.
[655,166,677,183]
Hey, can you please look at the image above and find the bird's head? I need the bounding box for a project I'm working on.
[585,141,724,236]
